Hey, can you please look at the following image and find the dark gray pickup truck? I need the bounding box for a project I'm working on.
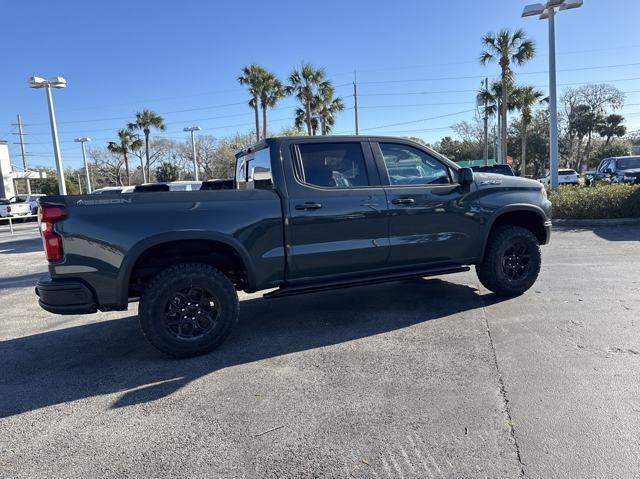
[36,136,551,357]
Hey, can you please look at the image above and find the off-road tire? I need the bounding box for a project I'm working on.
[139,263,239,358]
[476,226,541,296]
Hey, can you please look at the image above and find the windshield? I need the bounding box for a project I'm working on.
[616,157,640,170]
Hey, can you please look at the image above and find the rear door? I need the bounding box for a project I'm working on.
[284,139,389,282]
[371,141,480,267]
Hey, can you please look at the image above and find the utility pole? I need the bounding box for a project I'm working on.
[353,71,359,135]
[16,114,31,194]
[482,78,489,166]
[183,126,201,180]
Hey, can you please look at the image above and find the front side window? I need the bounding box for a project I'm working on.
[379,143,450,186]
[296,142,369,188]
[598,159,610,172]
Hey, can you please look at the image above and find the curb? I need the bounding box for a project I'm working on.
[552,218,640,227]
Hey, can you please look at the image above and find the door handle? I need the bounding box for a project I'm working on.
[392,198,415,205]
[295,202,323,210]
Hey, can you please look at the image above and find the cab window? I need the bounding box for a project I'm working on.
[379,143,451,186]
[295,142,369,188]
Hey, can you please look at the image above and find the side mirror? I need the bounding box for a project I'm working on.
[458,167,474,187]
[603,168,613,174]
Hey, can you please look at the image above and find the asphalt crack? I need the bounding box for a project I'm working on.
[480,296,526,479]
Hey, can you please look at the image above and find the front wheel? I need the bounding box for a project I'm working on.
[476,226,541,296]
[139,263,239,357]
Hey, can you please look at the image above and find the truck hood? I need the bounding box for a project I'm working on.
[472,172,543,190]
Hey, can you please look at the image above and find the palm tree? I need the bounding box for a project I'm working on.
[294,107,319,135]
[512,86,547,177]
[259,72,287,139]
[598,114,626,146]
[238,64,268,142]
[107,129,143,185]
[316,83,345,135]
[288,63,327,135]
[480,29,535,164]
[128,109,165,182]
[477,80,520,161]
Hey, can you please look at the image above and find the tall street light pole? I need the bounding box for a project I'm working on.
[74,137,92,193]
[29,76,68,195]
[183,126,201,181]
[522,0,583,191]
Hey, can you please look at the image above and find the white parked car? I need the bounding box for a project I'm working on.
[0,196,32,218]
[13,194,46,214]
[91,186,135,194]
[543,169,579,186]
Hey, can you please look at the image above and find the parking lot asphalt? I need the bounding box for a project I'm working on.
[1,225,639,478]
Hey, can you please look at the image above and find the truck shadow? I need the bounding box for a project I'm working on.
[0,236,43,254]
[0,278,507,418]
[0,272,44,290]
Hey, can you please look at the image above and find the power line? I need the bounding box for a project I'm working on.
[337,109,475,134]
[360,101,476,109]
[359,61,640,85]
[358,78,640,98]
[344,44,640,76]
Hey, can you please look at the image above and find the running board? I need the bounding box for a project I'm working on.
[264,265,471,299]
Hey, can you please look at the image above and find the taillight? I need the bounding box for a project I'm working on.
[6,205,10,213]
[39,205,67,262]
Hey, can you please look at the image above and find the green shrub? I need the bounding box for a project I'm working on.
[549,184,640,219]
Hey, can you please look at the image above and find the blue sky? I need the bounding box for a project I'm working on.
[1,0,639,169]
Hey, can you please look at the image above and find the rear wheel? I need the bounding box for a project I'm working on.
[139,263,239,357]
[476,226,541,296]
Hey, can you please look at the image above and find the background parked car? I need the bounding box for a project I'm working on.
[585,156,640,186]
[133,181,202,193]
[11,194,46,214]
[543,169,579,186]
[0,196,32,218]
[91,186,135,194]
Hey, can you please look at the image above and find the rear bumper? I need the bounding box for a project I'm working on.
[35,275,97,315]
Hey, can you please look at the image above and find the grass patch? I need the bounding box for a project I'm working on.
[549,184,640,219]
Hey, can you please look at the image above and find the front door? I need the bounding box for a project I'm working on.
[286,140,389,282]
[371,141,480,267]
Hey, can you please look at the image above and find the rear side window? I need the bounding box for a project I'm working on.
[295,142,369,188]
[235,147,272,190]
